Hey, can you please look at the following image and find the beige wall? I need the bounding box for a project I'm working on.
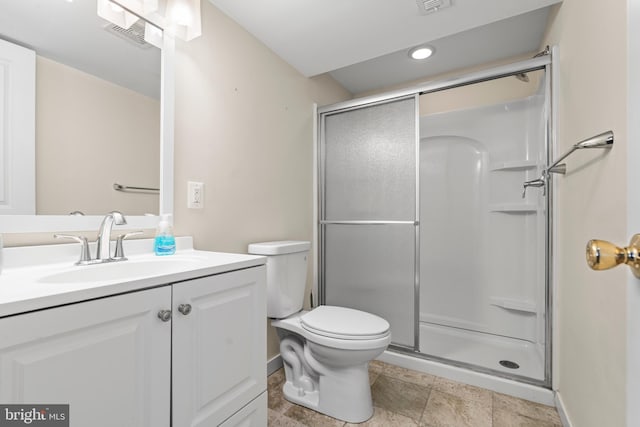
[543,2,628,426]
[172,1,351,360]
[36,56,160,216]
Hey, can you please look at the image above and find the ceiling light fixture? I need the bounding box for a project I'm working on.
[97,0,202,42]
[409,45,435,60]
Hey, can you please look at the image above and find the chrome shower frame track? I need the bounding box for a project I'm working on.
[317,53,553,389]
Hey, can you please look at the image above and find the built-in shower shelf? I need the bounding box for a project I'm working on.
[490,160,538,171]
[489,203,537,213]
[489,297,537,314]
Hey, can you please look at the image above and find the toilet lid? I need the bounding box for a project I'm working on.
[300,306,390,340]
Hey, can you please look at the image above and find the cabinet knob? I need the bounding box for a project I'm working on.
[157,310,172,322]
[586,234,640,278]
[178,304,192,315]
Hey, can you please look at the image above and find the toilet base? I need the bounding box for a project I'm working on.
[281,364,374,423]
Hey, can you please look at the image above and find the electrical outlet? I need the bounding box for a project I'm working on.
[188,181,204,209]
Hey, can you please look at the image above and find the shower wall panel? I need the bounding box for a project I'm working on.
[419,93,546,346]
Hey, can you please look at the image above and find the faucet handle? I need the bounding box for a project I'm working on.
[54,234,92,265]
[114,231,143,260]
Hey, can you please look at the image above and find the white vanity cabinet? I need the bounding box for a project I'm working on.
[172,267,267,427]
[0,286,172,427]
[0,265,267,427]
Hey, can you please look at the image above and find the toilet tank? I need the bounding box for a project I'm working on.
[248,241,311,319]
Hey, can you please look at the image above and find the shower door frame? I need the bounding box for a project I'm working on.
[317,53,555,388]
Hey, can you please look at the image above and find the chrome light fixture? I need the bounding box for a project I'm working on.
[98,0,202,43]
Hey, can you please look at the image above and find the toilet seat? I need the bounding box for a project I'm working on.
[300,306,390,341]
[272,310,391,351]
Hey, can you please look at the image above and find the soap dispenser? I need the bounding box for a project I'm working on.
[154,214,176,256]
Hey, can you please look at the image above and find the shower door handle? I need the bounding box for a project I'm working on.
[586,235,640,278]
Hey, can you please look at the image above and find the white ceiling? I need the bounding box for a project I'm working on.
[209,0,562,94]
[0,0,160,99]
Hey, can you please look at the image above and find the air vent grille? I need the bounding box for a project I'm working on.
[103,20,152,49]
[416,0,452,15]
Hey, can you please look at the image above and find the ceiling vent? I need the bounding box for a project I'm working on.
[103,20,153,49]
[416,0,452,15]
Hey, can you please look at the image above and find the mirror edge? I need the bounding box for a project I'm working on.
[0,34,175,233]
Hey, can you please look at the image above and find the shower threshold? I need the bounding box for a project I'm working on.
[419,322,545,381]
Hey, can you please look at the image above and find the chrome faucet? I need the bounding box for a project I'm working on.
[96,211,127,261]
[55,211,141,265]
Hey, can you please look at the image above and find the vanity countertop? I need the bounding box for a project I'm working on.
[0,237,265,318]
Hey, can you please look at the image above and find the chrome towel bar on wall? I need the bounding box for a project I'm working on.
[522,130,614,198]
[113,183,160,194]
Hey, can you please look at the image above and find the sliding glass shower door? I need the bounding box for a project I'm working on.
[319,96,418,348]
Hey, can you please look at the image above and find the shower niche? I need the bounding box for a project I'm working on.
[318,63,551,385]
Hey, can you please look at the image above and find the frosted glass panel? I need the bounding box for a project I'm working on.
[323,98,416,220]
[324,224,415,347]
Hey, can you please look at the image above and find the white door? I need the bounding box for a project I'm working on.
[172,267,267,427]
[0,38,35,214]
[0,287,171,427]
[627,1,640,425]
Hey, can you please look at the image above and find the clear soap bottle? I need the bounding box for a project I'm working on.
[154,214,176,256]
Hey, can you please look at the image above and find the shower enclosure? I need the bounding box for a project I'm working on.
[317,56,552,385]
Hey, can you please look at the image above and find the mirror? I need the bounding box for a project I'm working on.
[0,0,173,232]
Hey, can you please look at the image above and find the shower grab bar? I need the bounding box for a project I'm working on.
[522,130,614,198]
[113,183,160,194]
[319,220,419,225]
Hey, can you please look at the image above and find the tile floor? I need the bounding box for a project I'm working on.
[267,360,562,427]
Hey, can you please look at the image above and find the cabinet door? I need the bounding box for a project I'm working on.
[219,392,267,427]
[0,287,171,427]
[173,266,267,427]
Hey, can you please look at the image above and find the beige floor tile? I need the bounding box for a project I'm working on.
[431,377,492,405]
[369,360,386,374]
[345,407,419,427]
[493,408,562,427]
[371,374,430,421]
[268,379,293,414]
[383,363,436,388]
[269,368,286,388]
[420,389,492,427]
[268,409,307,427]
[369,370,381,386]
[283,405,345,427]
[493,393,562,425]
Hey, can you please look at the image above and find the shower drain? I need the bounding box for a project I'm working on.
[499,360,520,369]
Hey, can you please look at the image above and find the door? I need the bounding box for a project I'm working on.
[319,96,418,348]
[0,287,171,427]
[172,266,267,427]
[0,38,35,214]
[628,1,640,424]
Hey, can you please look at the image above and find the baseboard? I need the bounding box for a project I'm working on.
[267,354,283,376]
[554,391,573,427]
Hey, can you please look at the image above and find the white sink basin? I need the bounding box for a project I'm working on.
[0,239,266,318]
[38,255,207,284]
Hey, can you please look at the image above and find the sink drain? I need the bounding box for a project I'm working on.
[499,360,520,369]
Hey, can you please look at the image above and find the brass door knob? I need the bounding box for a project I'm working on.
[586,234,640,278]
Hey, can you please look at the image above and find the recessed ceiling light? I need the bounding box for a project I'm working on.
[409,45,435,61]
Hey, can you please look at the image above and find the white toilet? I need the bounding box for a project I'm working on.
[248,240,391,423]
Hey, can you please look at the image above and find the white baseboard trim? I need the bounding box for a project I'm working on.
[267,354,283,376]
[554,391,573,427]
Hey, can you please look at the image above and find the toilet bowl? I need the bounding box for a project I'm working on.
[248,241,391,423]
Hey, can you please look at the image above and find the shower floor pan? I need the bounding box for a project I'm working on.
[419,322,544,381]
